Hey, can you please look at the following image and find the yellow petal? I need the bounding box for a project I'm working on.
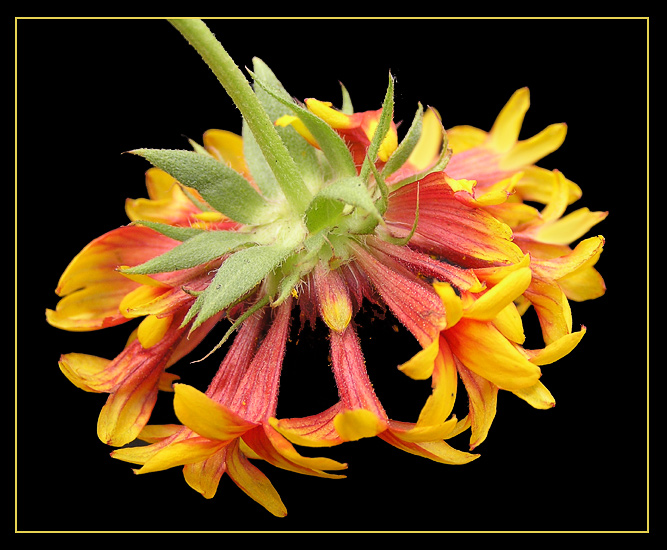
[137,437,224,474]
[119,284,170,318]
[275,114,319,147]
[535,208,609,246]
[446,124,487,155]
[117,267,171,288]
[539,170,571,223]
[389,417,458,443]
[226,440,287,517]
[515,165,582,205]
[305,98,354,128]
[192,211,225,222]
[407,107,444,169]
[398,337,440,380]
[500,123,567,171]
[333,409,387,442]
[173,384,256,442]
[380,430,479,465]
[58,353,111,392]
[143,167,178,200]
[558,265,607,302]
[474,252,531,286]
[415,338,458,427]
[525,278,573,344]
[532,235,605,281]
[432,282,464,328]
[447,318,542,391]
[203,129,248,176]
[465,267,532,321]
[137,314,173,349]
[183,447,228,499]
[444,176,476,195]
[492,302,526,344]
[457,364,498,449]
[261,425,348,474]
[488,87,530,153]
[511,381,556,409]
[528,327,586,366]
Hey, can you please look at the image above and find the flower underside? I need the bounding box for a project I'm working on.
[46,19,607,517]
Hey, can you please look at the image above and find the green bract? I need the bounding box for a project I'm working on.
[127,19,448,335]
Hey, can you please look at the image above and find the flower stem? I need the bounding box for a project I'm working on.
[168,18,312,215]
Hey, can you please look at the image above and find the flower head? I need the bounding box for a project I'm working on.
[46,19,606,516]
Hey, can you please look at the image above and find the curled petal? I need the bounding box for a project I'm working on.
[97,363,163,447]
[524,277,573,344]
[183,445,229,499]
[398,337,440,380]
[446,318,541,391]
[526,327,586,366]
[173,384,256,442]
[58,353,111,393]
[379,430,479,465]
[416,337,459,428]
[457,363,498,449]
[136,437,224,475]
[269,404,344,448]
[333,409,387,442]
[464,266,532,321]
[242,425,347,478]
[386,417,459,443]
[226,439,288,518]
[512,381,556,410]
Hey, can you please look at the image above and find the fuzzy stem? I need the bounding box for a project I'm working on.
[168,18,311,215]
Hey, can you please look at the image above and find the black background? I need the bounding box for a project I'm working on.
[16,17,648,533]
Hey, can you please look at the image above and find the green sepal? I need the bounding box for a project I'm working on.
[130,148,275,225]
[381,102,424,179]
[339,82,353,115]
[359,73,395,183]
[250,71,357,179]
[304,196,345,235]
[121,230,258,275]
[131,220,206,242]
[183,242,295,331]
[271,232,324,306]
[247,58,322,195]
[317,176,384,226]
[187,138,213,157]
[369,159,389,216]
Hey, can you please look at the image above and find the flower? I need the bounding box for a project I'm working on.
[46,19,606,516]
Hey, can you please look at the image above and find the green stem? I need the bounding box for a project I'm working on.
[168,18,311,215]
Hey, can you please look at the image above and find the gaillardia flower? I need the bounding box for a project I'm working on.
[46,19,607,516]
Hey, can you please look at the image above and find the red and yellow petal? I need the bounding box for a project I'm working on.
[386,172,524,267]
[47,225,181,331]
